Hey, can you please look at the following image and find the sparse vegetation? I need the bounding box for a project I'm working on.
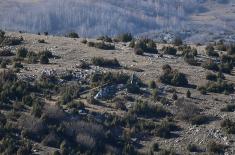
[0,30,235,155]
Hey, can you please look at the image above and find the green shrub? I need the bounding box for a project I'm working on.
[0,112,6,127]
[40,55,49,64]
[131,100,168,118]
[0,60,7,68]
[81,39,87,44]
[134,39,158,54]
[159,65,188,86]
[78,60,90,69]
[172,92,178,100]
[38,39,46,43]
[13,62,23,68]
[26,51,38,64]
[221,119,235,134]
[129,39,135,48]
[162,64,172,72]
[220,54,235,63]
[59,84,80,105]
[175,98,208,125]
[1,36,23,46]
[152,89,160,101]
[186,90,191,98]
[22,95,34,106]
[42,132,61,148]
[206,72,218,81]
[173,36,183,46]
[221,104,235,112]
[187,144,200,152]
[16,47,28,58]
[87,42,95,47]
[0,49,14,56]
[16,142,32,155]
[198,81,234,94]
[88,42,115,50]
[215,41,227,51]
[206,50,219,57]
[38,50,53,58]
[66,32,79,38]
[134,48,144,55]
[31,100,43,117]
[158,149,177,155]
[53,150,61,155]
[91,72,129,86]
[205,44,215,53]
[201,60,219,71]
[227,44,235,55]
[184,55,198,66]
[156,121,178,139]
[207,141,226,154]
[114,33,133,42]
[219,62,233,74]
[0,136,18,154]
[0,29,5,38]
[91,57,120,68]
[162,46,177,55]
[179,45,198,56]
[151,143,159,152]
[149,80,157,89]
[97,36,112,42]
[126,83,141,94]
[190,115,209,125]
[0,69,17,82]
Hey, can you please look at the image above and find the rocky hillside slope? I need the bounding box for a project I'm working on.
[0,31,234,154]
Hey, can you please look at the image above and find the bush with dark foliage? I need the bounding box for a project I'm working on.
[16,47,28,58]
[66,32,79,38]
[159,65,188,86]
[0,49,14,56]
[134,39,158,54]
[221,119,235,134]
[91,57,120,68]
[114,33,133,42]
[162,46,177,55]
[97,36,112,42]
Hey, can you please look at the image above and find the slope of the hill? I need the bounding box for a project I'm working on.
[0,31,234,154]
